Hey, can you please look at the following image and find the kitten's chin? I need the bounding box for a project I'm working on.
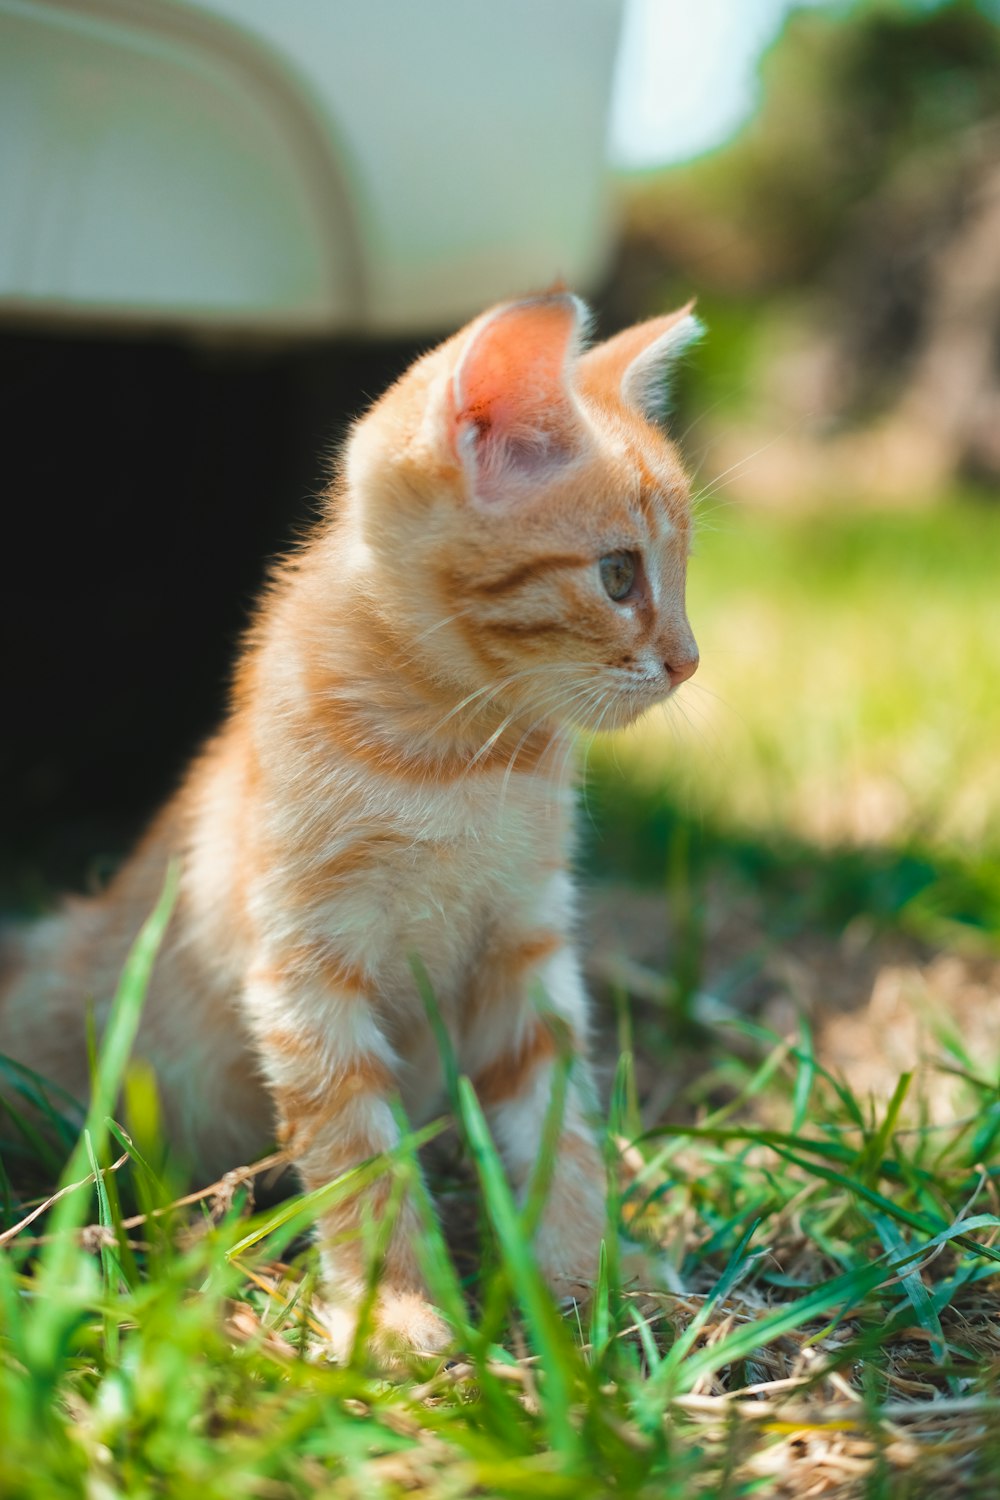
[569,690,667,734]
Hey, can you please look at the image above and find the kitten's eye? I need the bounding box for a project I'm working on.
[599,551,638,603]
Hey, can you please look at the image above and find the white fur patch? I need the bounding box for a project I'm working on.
[621,312,704,421]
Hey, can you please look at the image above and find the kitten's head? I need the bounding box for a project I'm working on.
[345,292,702,733]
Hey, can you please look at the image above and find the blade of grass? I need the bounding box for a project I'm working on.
[347,1167,411,1370]
[44,862,180,1246]
[858,1072,912,1186]
[674,1256,891,1396]
[388,1098,470,1339]
[520,1036,572,1239]
[411,953,460,1110]
[457,1076,582,1464]
[725,1019,867,1129]
[24,863,180,1381]
[227,1118,446,1262]
[646,1119,1000,1257]
[643,1217,762,1409]
[872,1213,957,1392]
[790,1016,816,1135]
[676,1208,1000,1396]
[83,1128,121,1363]
[760,1139,1000,1260]
[588,1240,611,1367]
[637,1121,931,1186]
[0,1053,86,1146]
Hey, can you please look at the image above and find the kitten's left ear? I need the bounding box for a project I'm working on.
[443,292,590,506]
[579,302,704,423]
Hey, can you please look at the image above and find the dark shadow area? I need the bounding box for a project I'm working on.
[1,326,430,901]
[583,768,1000,951]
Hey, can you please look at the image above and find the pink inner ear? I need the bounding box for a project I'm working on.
[451,296,585,502]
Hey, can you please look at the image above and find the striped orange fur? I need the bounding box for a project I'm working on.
[0,292,703,1363]
[472,1015,563,1109]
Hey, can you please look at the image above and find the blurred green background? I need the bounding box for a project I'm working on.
[588,0,1000,990]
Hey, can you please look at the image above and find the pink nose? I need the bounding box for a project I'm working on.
[666,654,699,689]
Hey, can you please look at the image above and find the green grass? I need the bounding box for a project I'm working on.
[4,932,1000,1495]
[587,495,1000,950]
[4,498,1000,1496]
[614,494,1000,844]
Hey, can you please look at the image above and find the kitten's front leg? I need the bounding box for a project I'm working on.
[472,942,608,1303]
[245,952,452,1366]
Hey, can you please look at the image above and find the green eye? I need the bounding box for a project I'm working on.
[599,551,637,602]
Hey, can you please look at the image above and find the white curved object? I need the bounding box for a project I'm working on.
[0,0,623,335]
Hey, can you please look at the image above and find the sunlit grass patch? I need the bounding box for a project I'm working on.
[603,496,1000,853]
[585,498,1000,960]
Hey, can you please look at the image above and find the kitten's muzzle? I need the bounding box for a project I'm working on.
[665,653,699,690]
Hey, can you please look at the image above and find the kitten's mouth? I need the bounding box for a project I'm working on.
[618,687,673,727]
[567,679,671,733]
[620,672,676,710]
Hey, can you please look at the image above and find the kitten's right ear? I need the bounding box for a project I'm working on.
[442,294,589,506]
[580,302,703,424]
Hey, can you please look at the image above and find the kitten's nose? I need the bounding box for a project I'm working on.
[665,654,699,689]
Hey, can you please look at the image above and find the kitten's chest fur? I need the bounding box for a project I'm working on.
[188,730,578,1127]
[281,771,574,1043]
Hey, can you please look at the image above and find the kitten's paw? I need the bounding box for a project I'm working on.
[371,1288,454,1368]
[313,1287,454,1372]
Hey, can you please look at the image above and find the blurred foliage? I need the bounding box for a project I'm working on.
[614,0,1000,490]
[645,0,1000,291]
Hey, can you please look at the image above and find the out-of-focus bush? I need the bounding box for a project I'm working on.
[612,0,1000,502]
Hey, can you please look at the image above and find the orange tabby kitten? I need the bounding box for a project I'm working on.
[0,292,700,1361]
